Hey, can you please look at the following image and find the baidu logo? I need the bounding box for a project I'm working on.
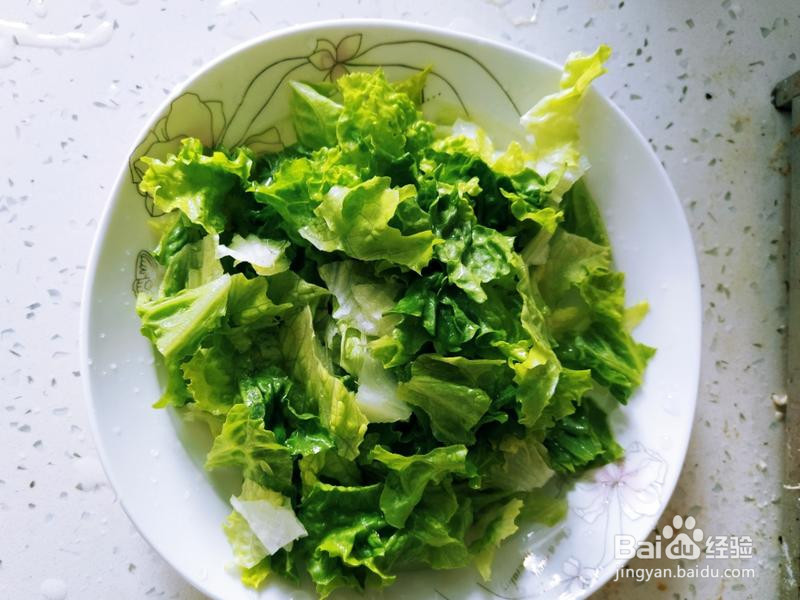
[614,514,752,562]
[661,515,704,560]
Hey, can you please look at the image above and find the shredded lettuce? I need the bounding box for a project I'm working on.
[133,47,654,597]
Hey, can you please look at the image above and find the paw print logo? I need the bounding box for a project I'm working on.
[663,515,704,560]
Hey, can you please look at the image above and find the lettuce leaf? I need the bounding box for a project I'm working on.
[225,479,307,567]
[299,482,394,598]
[300,177,437,273]
[485,434,553,492]
[318,260,400,337]
[139,138,252,234]
[354,354,412,423]
[132,53,655,598]
[205,403,294,494]
[290,81,343,149]
[217,234,291,276]
[279,307,368,459]
[181,339,241,415]
[136,273,231,361]
[470,497,523,580]
[544,398,623,472]
[517,45,611,198]
[336,68,421,160]
[369,444,468,527]
[537,229,654,402]
[379,480,472,571]
[397,357,491,444]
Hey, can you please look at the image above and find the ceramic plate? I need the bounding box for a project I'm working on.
[80,19,701,600]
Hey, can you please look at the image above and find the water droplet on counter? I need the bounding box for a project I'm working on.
[73,457,106,491]
[39,578,67,600]
[0,19,113,69]
[32,0,48,18]
[0,35,14,68]
[149,449,160,458]
[217,0,241,12]
[98,332,106,339]
[109,362,117,370]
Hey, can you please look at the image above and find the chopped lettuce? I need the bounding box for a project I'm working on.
[300,177,438,273]
[205,403,294,494]
[217,234,291,276]
[133,48,653,597]
[136,273,231,361]
[517,44,611,198]
[225,479,307,566]
[289,81,342,150]
[470,497,523,581]
[279,307,368,459]
[139,138,252,234]
[369,444,468,527]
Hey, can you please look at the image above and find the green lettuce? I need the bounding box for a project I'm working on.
[299,482,394,598]
[136,273,231,361]
[290,81,342,149]
[205,403,294,494]
[397,357,491,445]
[139,138,252,234]
[470,498,523,580]
[227,479,306,556]
[217,234,291,276]
[336,68,422,160]
[369,444,468,528]
[517,45,611,198]
[544,398,623,472]
[132,49,654,598]
[279,307,368,459]
[537,229,654,402]
[300,177,437,273]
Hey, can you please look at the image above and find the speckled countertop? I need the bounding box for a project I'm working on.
[0,1,796,598]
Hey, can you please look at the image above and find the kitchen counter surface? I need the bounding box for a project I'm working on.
[1,1,796,598]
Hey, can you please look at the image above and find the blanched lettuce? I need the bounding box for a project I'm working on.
[518,45,611,197]
[354,354,412,423]
[139,138,252,234]
[300,177,438,272]
[289,81,342,150]
[136,273,231,361]
[318,260,411,422]
[317,260,399,337]
[370,444,468,527]
[397,357,491,445]
[225,479,307,565]
[205,403,294,494]
[216,234,291,276]
[133,49,653,597]
[470,498,523,581]
[279,307,368,459]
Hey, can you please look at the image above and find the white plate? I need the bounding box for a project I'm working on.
[80,19,701,600]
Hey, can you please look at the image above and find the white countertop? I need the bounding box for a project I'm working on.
[1,0,796,598]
